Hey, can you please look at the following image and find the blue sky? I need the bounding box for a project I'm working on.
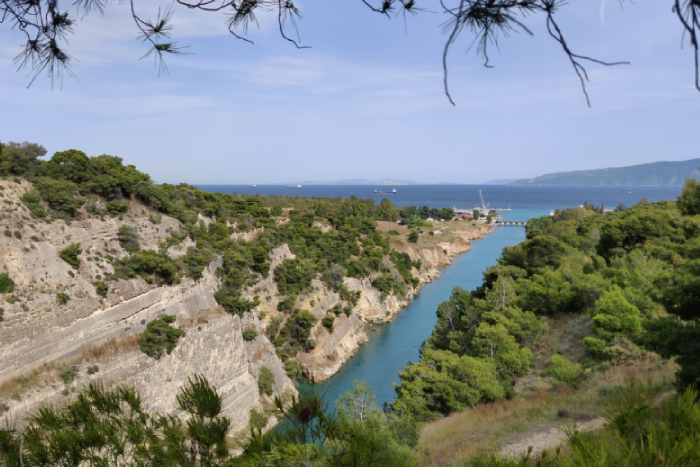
[0,0,698,184]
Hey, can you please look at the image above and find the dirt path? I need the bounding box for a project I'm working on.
[499,418,605,458]
[499,391,676,459]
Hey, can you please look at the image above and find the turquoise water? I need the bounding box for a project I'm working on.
[297,210,537,407]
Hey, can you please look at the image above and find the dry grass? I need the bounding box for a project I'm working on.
[417,355,676,467]
[0,335,141,409]
[376,219,492,254]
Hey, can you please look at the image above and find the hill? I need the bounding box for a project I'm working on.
[512,158,700,186]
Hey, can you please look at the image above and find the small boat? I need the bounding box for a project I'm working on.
[286,185,302,189]
[373,189,397,194]
[248,184,257,187]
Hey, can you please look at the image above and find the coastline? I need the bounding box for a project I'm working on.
[293,220,495,383]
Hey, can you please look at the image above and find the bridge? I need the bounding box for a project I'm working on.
[494,221,527,226]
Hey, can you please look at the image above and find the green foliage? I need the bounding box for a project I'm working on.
[0,273,15,293]
[59,243,82,268]
[407,231,418,243]
[285,360,304,379]
[117,224,140,252]
[322,315,335,333]
[95,281,108,297]
[272,309,318,361]
[5,295,17,304]
[548,354,582,388]
[274,258,316,296]
[243,329,258,341]
[20,188,46,218]
[214,287,258,316]
[35,177,84,216]
[138,314,183,359]
[56,292,70,305]
[113,250,180,285]
[258,366,275,396]
[249,408,269,430]
[677,178,700,215]
[12,230,21,239]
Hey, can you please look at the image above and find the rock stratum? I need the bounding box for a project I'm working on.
[0,178,492,431]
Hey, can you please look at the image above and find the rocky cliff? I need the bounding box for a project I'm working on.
[0,179,296,434]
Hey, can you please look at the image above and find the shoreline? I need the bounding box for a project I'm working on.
[296,221,495,383]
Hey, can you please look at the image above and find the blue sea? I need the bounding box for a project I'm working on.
[198,184,682,222]
[198,184,683,406]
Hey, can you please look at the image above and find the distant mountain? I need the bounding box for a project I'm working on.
[482,179,518,185]
[511,159,700,186]
[294,178,417,185]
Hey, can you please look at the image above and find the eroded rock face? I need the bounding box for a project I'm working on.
[0,181,296,434]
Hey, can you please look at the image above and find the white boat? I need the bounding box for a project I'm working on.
[373,188,397,194]
[248,184,257,187]
[286,185,302,189]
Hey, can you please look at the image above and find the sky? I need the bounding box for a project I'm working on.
[0,0,698,184]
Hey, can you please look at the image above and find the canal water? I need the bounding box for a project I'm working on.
[296,209,542,407]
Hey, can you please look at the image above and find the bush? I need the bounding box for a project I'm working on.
[0,274,15,293]
[13,230,21,239]
[60,243,82,269]
[257,366,275,396]
[249,408,268,430]
[408,231,419,243]
[242,329,258,341]
[548,354,582,388]
[322,315,335,333]
[138,315,184,359]
[95,281,108,297]
[388,230,400,236]
[20,189,46,218]
[284,360,303,378]
[5,295,17,304]
[56,292,70,305]
[117,225,140,252]
[106,200,129,216]
[274,258,316,296]
[3,229,11,237]
[215,287,258,316]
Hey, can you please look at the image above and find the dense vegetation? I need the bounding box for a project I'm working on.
[0,376,420,466]
[1,140,429,374]
[392,183,700,426]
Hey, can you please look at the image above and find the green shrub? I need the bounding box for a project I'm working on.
[60,243,82,269]
[408,231,419,243]
[35,177,84,216]
[106,200,129,216]
[257,366,275,396]
[20,189,46,218]
[95,281,108,297]
[0,274,15,293]
[242,329,258,341]
[322,315,335,333]
[284,360,303,379]
[5,295,17,304]
[30,235,41,242]
[548,354,582,388]
[388,230,400,236]
[56,292,70,305]
[0,307,4,322]
[274,258,317,296]
[3,229,11,237]
[138,315,184,359]
[117,224,140,252]
[215,287,259,316]
[59,368,75,384]
[249,408,268,430]
[13,230,21,239]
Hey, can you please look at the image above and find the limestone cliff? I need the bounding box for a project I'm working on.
[0,179,296,434]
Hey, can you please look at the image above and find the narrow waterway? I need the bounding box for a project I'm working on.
[297,212,535,407]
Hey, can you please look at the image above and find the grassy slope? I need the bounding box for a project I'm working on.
[416,313,677,467]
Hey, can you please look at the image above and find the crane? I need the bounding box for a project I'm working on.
[478,189,488,212]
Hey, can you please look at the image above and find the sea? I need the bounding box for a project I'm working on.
[198,184,683,407]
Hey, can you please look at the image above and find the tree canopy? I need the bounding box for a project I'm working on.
[1,0,698,103]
